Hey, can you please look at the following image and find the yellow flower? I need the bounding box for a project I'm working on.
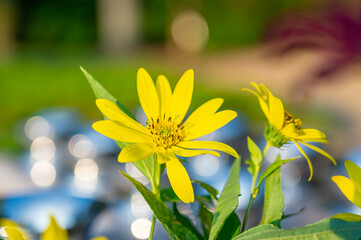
[243,82,335,180]
[332,160,361,209]
[40,215,68,240]
[0,216,108,240]
[93,68,239,203]
[0,218,31,240]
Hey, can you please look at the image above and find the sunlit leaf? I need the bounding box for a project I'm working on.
[209,158,241,240]
[120,170,198,240]
[232,219,361,240]
[260,168,283,227]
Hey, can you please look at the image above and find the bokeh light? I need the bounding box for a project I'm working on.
[191,155,220,177]
[171,10,209,53]
[74,158,99,182]
[130,218,151,239]
[68,134,97,159]
[30,161,56,187]
[130,193,152,218]
[24,116,53,141]
[30,136,56,162]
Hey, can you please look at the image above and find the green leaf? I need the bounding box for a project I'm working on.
[232,219,361,240]
[247,137,263,165]
[80,66,135,120]
[198,204,214,239]
[256,154,300,190]
[209,158,241,240]
[193,180,219,201]
[132,154,161,190]
[244,159,255,176]
[161,181,219,203]
[161,187,181,202]
[173,203,203,240]
[198,205,241,240]
[217,213,241,240]
[81,67,159,187]
[332,213,361,222]
[120,170,198,240]
[260,167,283,227]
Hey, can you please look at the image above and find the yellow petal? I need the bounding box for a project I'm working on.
[295,128,326,140]
[177,140,239,159]
[269,95,284,129]
[171,146,220,157]
[92,120,151,143]
[4,227,30,240]
[156,147,169,164]
[184,110,237,140]
[332,175,361,208]
[294,141,314,181]
[170,69,194,123]
[345,160,361,195]
[280,123,297,137]
[118,143,154,162]
[137,68,160,121]
[300,138,329,143]
[96,99,148,134]
[242,88,270,122]
[0,219,30,240]
[182,98,224,130]
[166,155,194,203]
[299,141,336,165]
[91,237,108,240]
[40,216,68,240]
[156,75,172,120]
[0,218,18,228]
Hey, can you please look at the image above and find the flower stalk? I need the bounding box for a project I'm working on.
[241,142,271,233]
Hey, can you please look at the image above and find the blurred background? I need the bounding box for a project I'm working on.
[1,0,361,239]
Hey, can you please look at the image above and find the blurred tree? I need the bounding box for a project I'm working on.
[0,0,17,56]
[17,0,97,45]
[98,0,141,54]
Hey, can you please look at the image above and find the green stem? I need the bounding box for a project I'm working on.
[241,141,272,233]
[149,160,161,240]
[241,196,255,233]
[149,215,157,240]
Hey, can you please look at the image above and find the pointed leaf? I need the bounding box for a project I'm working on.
[194,180,219,201]
[260,168,284,227]
[232,219,361,240]
[173,203,203,240]
[332,213,361,222]
[247,137,262,165]
[198,204,214,239]
[82,67,160,187]
[81,67,135,119]
[161,187,181,202]
[256,154,300,189]
[120,170,198,240]
[216,213,241,240]
[209,158,241,240]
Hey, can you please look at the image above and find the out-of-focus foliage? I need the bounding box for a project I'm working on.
[16,0,96,44]
[12,0,311,47]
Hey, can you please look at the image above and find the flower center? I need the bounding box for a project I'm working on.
[146,117,183,149]
[283,111,302,130]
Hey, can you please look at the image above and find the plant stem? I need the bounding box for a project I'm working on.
[149,160,161,240]
[241,142,272,233]
[241,196,255,233]
[149,215,157,240]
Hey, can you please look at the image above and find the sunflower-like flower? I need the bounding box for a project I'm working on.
[243,82,335,180]
[0,216,106,240]
[93,68,239,203]
[332,160,361,218]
